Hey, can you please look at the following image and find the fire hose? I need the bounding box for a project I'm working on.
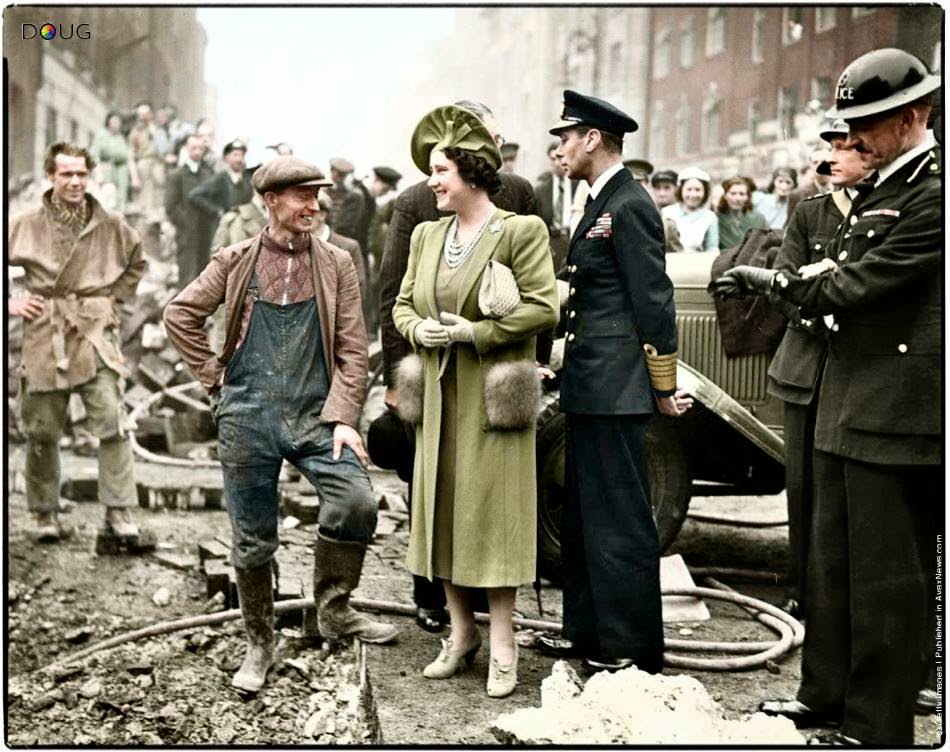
[40,583,803,675]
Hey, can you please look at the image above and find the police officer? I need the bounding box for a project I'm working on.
[537,90,692,673]
[713,49,941,745]
[766,118,868,620]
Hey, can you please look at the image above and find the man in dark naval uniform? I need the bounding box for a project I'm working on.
[766,118,868,620]
[537,90,691,674]
[714,49,941,745]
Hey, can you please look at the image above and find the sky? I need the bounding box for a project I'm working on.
[197,7,456,179]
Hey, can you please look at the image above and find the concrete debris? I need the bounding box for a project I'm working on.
[79,678,103,699]
[491,661,804,745]
[63,627,94,645]
[151,587,172,607]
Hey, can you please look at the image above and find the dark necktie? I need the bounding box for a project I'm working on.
[851,171,879,212]
[585,193,594,209]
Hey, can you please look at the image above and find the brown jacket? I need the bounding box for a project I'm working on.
[9,190,146,392]
[163,231,368,428]
[327,230,367,301]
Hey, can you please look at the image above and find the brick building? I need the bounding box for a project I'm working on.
[647,5,942,183]
[5,7,209,182]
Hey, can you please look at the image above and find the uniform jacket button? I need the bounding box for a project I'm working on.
[831,323,840,332]
[567,333,576,342]
[570,287,576,296]
[814,243,822,250]
[898,343,908,353]
[838,251,848,261]
[850,215,858,225]
[569,310,576,319]
[570,264,578,273]
[867,229,875,238]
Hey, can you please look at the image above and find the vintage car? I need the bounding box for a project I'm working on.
[534,251,786,582]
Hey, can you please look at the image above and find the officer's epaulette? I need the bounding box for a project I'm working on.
[907,148,941,183]
[802,192,825,202]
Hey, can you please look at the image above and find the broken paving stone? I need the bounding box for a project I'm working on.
[152,587,172,607]
[282,658,310,679]
[203,592,226,613]
[52,664,84,682]
[64,627,94,644]
[125,661,154,676]
[282,515,301,530]
[150,550,198,572]
[304,707,335,738]
[79,678,102,699]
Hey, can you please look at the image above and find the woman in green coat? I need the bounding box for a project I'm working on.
[91,111,132,211]
[393,105,558,698]
[717,176,768,250]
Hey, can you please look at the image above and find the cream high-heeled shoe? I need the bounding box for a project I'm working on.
[486,642,519,698]
[422,630,482,679]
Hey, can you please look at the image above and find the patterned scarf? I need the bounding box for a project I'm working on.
[50,193,91,237]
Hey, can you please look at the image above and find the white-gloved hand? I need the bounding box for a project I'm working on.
[798,258,838,279]
[439,312,475,344]
[555,280,570,308]
[413,317,450,348]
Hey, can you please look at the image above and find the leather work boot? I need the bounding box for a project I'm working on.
[313,532,400,644]
[231,563,276,693]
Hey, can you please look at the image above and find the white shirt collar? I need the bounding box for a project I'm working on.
[225,166,243,184]
[876,131,937,186]
[316,224,331,242]
[589,161,625,200]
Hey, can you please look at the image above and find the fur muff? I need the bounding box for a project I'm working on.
[483,360,541,431]
[395,354,425,425]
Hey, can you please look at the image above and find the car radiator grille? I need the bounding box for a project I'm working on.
[676,313,769,404]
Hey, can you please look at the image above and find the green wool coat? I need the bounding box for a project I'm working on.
[393,209,558,587]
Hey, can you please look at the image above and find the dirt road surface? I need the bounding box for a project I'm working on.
[5,447,942,745]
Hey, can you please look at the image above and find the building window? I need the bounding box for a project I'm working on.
[751,9,766,64]
[680,16,695,69]
[654,28,672,79]
[782,7,804,45]
[651,106,666,161]
[702,89,722,151]
[706,8,727,57]
[811,76,833,106]
[748,100,761,145]
[778,85,799,140]
[852,7,877,18]
[45,106,58,147]
[675,95,691,156]
[815,7,837,32]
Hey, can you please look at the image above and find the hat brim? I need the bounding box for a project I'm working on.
[548,118,584,135]
[826,75,941,120]
[819,129,849,142]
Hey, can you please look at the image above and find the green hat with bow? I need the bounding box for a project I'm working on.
[410,105,502,174]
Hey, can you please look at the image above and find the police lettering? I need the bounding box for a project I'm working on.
[837,86,855,100]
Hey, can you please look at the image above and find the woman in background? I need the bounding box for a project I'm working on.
[717,176,768,250]
[661,166,718,252]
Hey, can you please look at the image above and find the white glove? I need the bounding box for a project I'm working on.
[413,317,449,348]
[439,312,475,344]
[798,258,838,279]
[555,280,570,308]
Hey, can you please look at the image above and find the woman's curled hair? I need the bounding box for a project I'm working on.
[442,147,502,196]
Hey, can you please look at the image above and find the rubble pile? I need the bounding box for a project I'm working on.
[492,660,804,745]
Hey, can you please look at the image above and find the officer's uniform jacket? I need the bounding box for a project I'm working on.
[767,190,850,404]
[774,146,941,465]
[560,167,677,414]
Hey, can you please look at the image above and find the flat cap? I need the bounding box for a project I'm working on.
[651,169,678,186]
[372,166,402,188]
[500,142,520,159]
[623,158,654,180]
[252,156,333,194]
[222,138,247,156]
[329,157,355,174]
[549,89,638,136]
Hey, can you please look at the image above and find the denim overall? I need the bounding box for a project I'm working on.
[215,274,376,570]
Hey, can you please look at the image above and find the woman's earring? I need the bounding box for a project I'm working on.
[470,183,477,190]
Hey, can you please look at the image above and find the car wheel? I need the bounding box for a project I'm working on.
[534,394,693,585]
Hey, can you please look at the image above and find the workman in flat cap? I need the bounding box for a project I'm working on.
[326,157,366,243]
[164,155,400,696]
[536,90,692,674]
[713,49,942,745]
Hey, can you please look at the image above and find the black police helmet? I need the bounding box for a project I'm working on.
[827,48,941,121]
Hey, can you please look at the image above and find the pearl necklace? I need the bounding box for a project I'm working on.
[443,207,495,269]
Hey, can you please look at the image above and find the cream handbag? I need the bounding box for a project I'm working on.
[478,260,521,319]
